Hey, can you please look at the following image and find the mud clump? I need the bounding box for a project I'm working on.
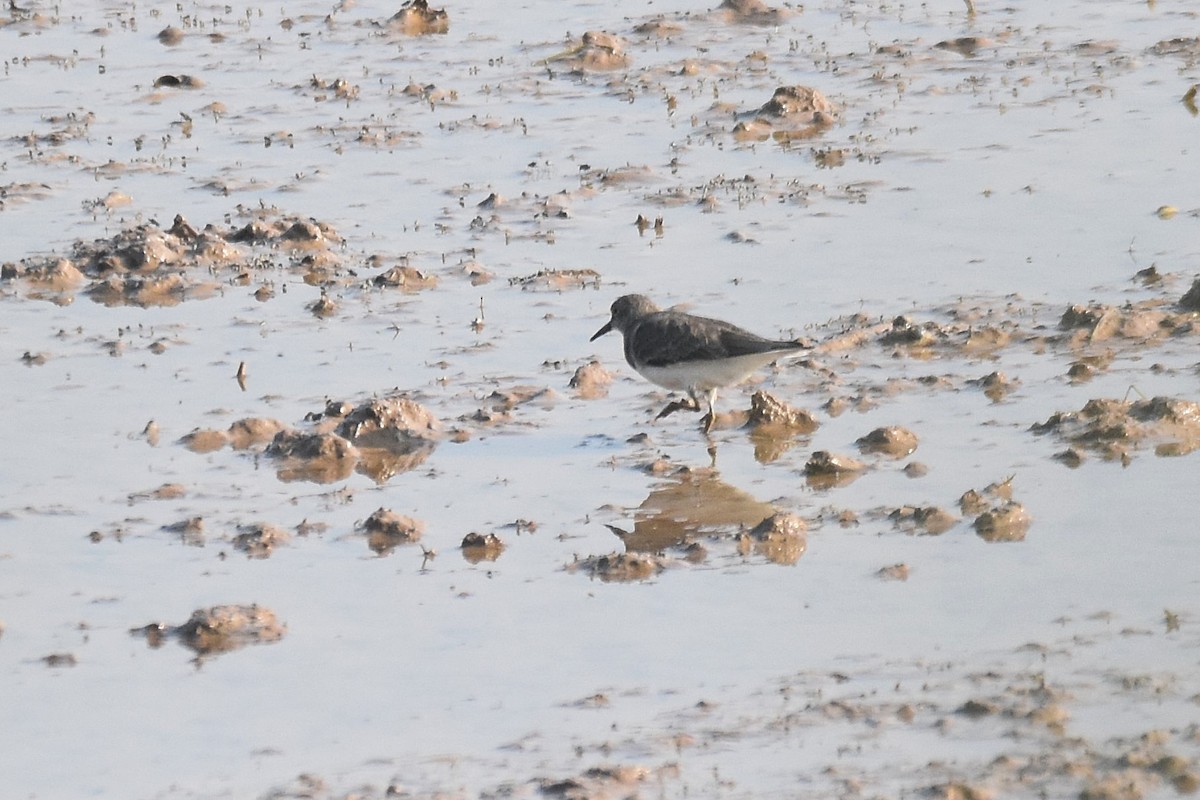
[1059,302,1172,343]
[973,501,1031,542]
[742,512,806,565]
[132,604,285,659]
[890,506,957,535]
[568,360,612,399]
[548,31,629,72]
[227,418,289,450]
[232,523,289,558]
[747,390,818,432]
[856,426,919,457]
[1179,277,1200,311]
[387,0,449,35]
[747,391,818,462]
[734,85,835,142]
[163,516,205,546]
[335,396,440,480]
[361,508,424,555]
[538,765,652,799]
[877,563,910,581]
[714,0,791,25]
[372,263,438,291]
[266,430,359,483]
[804,450,867,489]
[970,371,1017,402]
[510,268,601,290]
[180,428,229,453]
[958,478,1029,541]
[1032,395,1200,460]
[12,211,346,307]
[461,532,504,563]
[879,315,939,347]
[336,395,440,449]
[568,552,666,582]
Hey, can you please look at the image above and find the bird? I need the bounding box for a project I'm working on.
[590,294,809,432]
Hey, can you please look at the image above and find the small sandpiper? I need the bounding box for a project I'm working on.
[590,294,809,432]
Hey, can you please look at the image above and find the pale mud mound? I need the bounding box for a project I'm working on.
[6,210,346,307]
[132,604,285,661]
[1032,396,1200,461]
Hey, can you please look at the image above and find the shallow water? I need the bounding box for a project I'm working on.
[2,0,1200,797]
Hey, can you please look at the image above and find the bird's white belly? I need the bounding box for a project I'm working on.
[636,352,786,391]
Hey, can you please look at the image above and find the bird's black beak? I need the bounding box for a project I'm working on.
[590,320,613,341]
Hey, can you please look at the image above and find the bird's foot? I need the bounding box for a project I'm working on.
[700,412,715,434]
[655,397,701,420]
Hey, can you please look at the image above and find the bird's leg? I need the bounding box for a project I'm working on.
[699,389,718,434]
[655,395,701,420]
